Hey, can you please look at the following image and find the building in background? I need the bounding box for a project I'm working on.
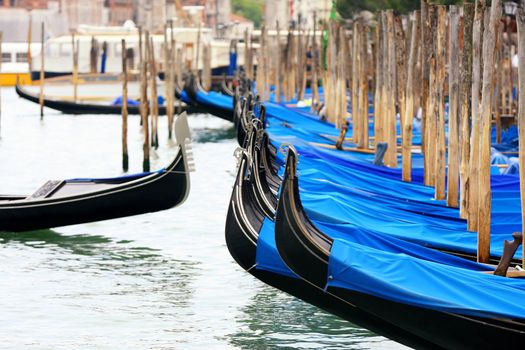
[0,0,68,42]
[264,0,331,29]
[228,13,253,38]
[293,0,330,28]
[0,0,239,39]
[108,0,133,26]
[2,0,48,8]
[264,0,289,30]
[64,0,106,29]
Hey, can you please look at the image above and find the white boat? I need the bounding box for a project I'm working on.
[30,24,244,81]
[0,42,41,86]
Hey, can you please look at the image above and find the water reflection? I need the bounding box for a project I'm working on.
[0,229,112,255]
[229,285,394,350]
[0,229,199,311]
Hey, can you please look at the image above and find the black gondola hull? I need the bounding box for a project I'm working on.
[15,84,195,115]
[274,147,525,349]
[225,151,438,350]
[0,151,188,232]
[184,75,233,122]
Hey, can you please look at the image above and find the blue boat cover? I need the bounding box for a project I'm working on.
[327,238,525,320]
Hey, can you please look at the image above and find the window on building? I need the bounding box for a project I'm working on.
[2,52,11,63]
[16,52,28,63]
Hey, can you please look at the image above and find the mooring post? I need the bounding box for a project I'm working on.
[517,7,525,270]
[72,34,79,103]
[359,22,369,149]
[149,37,159,149]
[121,39,129,172]
[374,15,383,147]
[495,23,503,144]
[477,0,501,263]
[298,29,308,102]
[27,13,32,75]
[420,1,431,185]
[141,31,150,172]
[459,3,475,219]
[351,20,360,146]
[385,10,397,168]
[394,16,406,139]
[256,25,266,100]
[434,6,447,200]
[203,43,212,91]
[336,26,347,130]
[402,13,420,182]
[164,22,174,139]
[468,0,485,231]
[39,22,44,119]
[311,15,319,111]
[195,21,201,76]
[447,5,461,207]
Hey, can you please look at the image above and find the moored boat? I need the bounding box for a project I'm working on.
[15,83,193,115]
[274,146,525,348]
[224,128,438,349]
[0,113,194,232]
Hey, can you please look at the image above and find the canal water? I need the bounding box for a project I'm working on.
[0,88,403,349]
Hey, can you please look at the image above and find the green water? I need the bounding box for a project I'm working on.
[0,89,404,349]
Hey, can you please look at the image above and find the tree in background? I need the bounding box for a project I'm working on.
[232,0,264,28]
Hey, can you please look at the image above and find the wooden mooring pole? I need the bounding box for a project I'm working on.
[402,12,420,182]
[121,39,129,172]
[359,22,369,149]
[275,21,282,103]
[459,3,475,219]
[149,37,159,149]
[385,10,397,168]
[468,0,485,232]
[39,22,44,118]
[434,6,446,200]
[141,30,150,172]
[421,1,431,185]
[374,15,383,148]
[165,22,174,139]
[72,34,79,102]
[477,0,501,263]
[517,7,525,269]
[447,5,460,207]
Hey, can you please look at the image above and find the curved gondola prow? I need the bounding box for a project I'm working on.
[259,105,267,129]
[220,73,234,97]
[225,146,270,269]
[235,97,247,147]
[16,83,40,104]
[183,73,198,102]
[174,112,194,205]
[173,72,184,100]
[249,122,278,217]
[275,145,334,288]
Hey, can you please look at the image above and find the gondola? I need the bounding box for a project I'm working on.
[274,146,525,348]
[219,74,235,97]
[225,127,437,350]
[183,74,234,122]
[0,113,194,232]
[15,83,192,115]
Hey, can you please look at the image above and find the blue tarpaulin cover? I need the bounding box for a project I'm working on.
[327,238,525,320]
